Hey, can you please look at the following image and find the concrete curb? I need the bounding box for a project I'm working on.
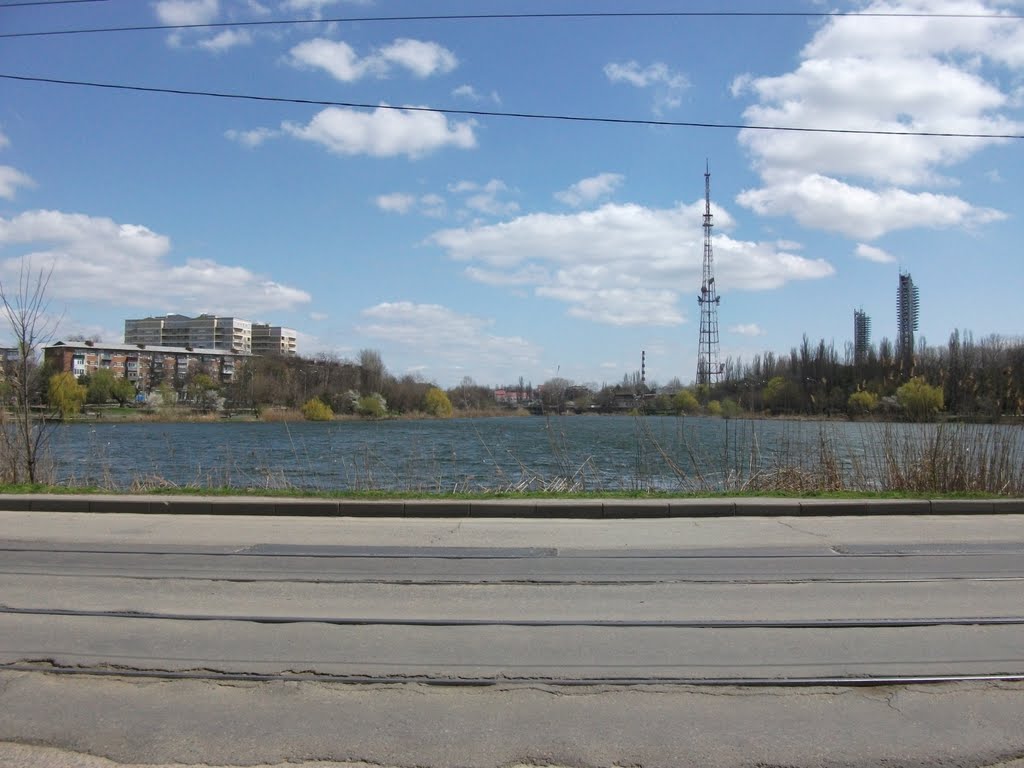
[1,494,1023,518]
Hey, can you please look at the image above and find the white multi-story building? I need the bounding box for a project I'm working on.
[125,314,298,356]
[252,324,298,356]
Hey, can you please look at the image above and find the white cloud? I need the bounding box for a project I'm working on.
[736,57,1014,187]
[733,0,1020,238]
[452,85,479,100]
[154,0,219,25]
[289,38,457,82]
[451,86,502,106]
[855,243,897,264]
[374,192,448,218]
[375,193,416,214]
[0,130,8,150]
[802,0,1024,69]
[289,39,379,81]
[357,302,541,370]
[379,38,457,78]
[737,172,1006,239]
[0,167,35,200]
[431,201,834,327]
[604,61,689,90]
[419,194,447,218]
[282,105,477,158]
[198,29,252,52]
[225,127,279,148]
[604,61,690,114]
[0,210,311,316]
[729,323,766,337]
[244,0,271,14]
[449,179,518,217]
[555,173,624,207]
[280,0,367,18]
[310,311,328,321]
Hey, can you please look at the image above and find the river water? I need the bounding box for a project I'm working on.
[47,415,1023,493]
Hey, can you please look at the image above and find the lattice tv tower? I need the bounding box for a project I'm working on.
[696,162,723,389]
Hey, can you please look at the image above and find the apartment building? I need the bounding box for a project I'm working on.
[252,323,297,356]
[44,340,243,389]
[124,314,297,356]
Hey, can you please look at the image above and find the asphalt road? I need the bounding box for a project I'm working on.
[1,509,1024,767]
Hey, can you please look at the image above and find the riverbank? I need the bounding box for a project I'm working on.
[66,405,533,422]
[56,405,1024,426]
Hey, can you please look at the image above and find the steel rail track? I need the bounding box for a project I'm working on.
[3,606,1024,629]
[1,544,1019,559]
[2,662,1023,688]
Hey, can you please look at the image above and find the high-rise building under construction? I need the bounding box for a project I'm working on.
[854,309,871,366]
[897,271,919,375]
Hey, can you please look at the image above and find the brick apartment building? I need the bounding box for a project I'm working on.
[44,340,244,391]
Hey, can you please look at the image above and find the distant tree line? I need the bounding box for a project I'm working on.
[9,329,1023,424]
[528,331,1024,422]
[222,349,460,418]
[701,331,1024,421]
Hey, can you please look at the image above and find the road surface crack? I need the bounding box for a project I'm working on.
[884,689,903,714]
[774,519,832,542]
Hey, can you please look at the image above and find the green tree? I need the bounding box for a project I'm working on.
[896,377,944,421]
[187,373,219,412]
[300,397,333,421]
[672,389,700,415]
[48,372,86,420]
[158,380,176,412]
[85,368,115,404]
[847,389,878,417]
[111,377,137,407]
[423,386,453,417]
[763,375,799,413]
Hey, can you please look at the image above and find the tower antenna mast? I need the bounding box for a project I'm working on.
[696,162,723,392]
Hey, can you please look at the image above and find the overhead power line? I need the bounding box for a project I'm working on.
[2,73,1021,140]
[1,0,108,7]
[2,10,1023,39]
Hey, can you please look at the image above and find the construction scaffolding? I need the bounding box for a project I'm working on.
[897,271,919,375]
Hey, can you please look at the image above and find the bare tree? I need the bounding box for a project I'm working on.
[358,348,386,395]
[0,261,60,484]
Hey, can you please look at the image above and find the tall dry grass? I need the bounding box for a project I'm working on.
[20,415,1024,496]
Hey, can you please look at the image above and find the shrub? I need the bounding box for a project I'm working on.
[720,398,741,419]
[423,386,453,417]
[706,400,722,417]
[357,393,387,418]
[673,389,700,415]
[847,389,878,417]
[300,397,334,421]
[896,377,944,421]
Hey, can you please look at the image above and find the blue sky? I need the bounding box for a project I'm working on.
[1,0,1021,389]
